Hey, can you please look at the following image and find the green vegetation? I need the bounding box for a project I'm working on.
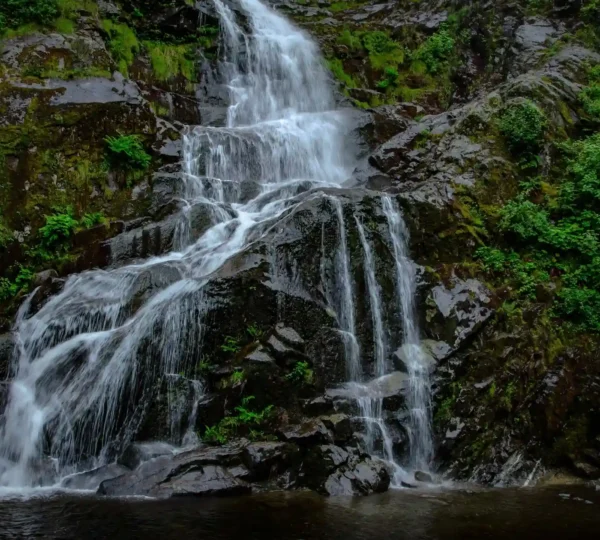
[104,134,151,171]
[0,0,59,32]
[580,65,600,118]
[326,58,357,89]
[475,72,600,332]
[411,29,455,75]
[203,396,273,445]
[286,361,314,385]
[246,324,263,339]
[102,20,139,75]
[230,369,245,386]
[499,101,547,154]
[220,336,241,353]
[38,209,79,251]
[143,42,196,82]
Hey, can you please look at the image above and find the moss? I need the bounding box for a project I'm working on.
[143,41,197,82]
[326,58,357,89]
[102,20,139,76]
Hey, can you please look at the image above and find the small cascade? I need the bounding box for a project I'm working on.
[382,196,433,473]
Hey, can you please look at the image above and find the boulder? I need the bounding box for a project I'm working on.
[279,419,333,446]
[98,444,252,498]
[61,464,130,490]
[242,441,300,480]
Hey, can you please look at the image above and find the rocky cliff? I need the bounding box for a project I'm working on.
[1,0,600,495]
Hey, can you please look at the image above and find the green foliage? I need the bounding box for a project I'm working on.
[580,65,600,118]
[412,29,455,74]
[286,361,314,385]
[104,134,151,171]
[0,222,13,249]
[0,0,59,31]
[0,266,35,302]
[362,31,403,70]
[195,357,212,375]
[39,209,78,250]
[101,20,139,75]
[337,28,362,50]
[377,67,399,90]
[80,212,105,229]
[246,324,263,339]
[499,101,547,154]
[220,336,241,353]
[144,42,196,82]
[326,58,357,89]
[203,396,273,445]
[230,369,245,385]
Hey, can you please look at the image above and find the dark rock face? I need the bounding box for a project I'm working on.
[301,445,390,496]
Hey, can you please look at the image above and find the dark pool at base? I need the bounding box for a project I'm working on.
[1,486,599,540]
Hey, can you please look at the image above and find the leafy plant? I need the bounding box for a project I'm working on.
[377,66,399,90]
[39,209,78,250]
[499,100,547,154]
[80,212,105,229]
[412,29,455,74]
[104,134,151,171]
[230,369,245,385]
[286,361,314,385]
[203,395,273,445]
[220,336,241,353]
[101,20,139,75]
[246,324,263,339]
[0,0,59,31]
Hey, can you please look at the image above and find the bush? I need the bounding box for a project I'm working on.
[39,210,78,250]
[499,100,547,153]
[203,396,273,445]
[0,0,59,30]
[377,67,399,89]
[101,20,139,75]
[286,361,314,385]
[412,29,455,74]
[80,212,105,229]
[105,134,151,171]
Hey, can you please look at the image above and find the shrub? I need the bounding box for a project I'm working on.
[101,20,139,75]
[286,361,314,385]
[377,67,399,89]
[0,0,59,30]
[412,29,455,74]
[246,324,263,339]
[499,100,547,153]
[105,134,151,171]
[337,28,362,51]
[39,209,78,250]
[203,396,273,445]
[80,212,105,229]
[144,42,196,82]
[220,336,241,353]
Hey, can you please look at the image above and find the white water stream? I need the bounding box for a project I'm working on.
[0,0,432,490]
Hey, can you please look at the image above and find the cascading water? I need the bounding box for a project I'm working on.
[382,195,433,473]
[0,0,433,490]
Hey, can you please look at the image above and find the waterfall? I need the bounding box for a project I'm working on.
[0,0,351,488]
[382,195,433,472]
[0,0,434,490]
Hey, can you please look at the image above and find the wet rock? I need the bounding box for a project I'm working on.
[302,445,390,496]
[244,345,276,365]
[242,442,300,480]
[0,334,15,380]
[320,414,353,444]
[274,324,305,351]
[118,442,177,470]
[61,464,130,490]
[98,444,251,498]
[33,270,59,287]
[414,470,433,483]
[302,396,334,416]
[424,276,493,351]
[572,461,600,480]
[279,419,333,446]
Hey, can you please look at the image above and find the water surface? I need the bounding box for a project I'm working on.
[1,487,599,539]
